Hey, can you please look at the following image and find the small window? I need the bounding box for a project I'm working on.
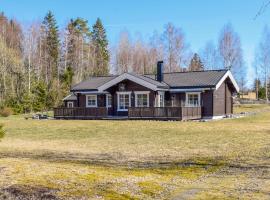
[86,95,97,107]
[186,93,200,107]
[159,93,164,107]
[106,94,112,108]
[67,102,73,108]
[135,93,149,107]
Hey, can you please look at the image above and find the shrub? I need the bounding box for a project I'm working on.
[0,124,4,139]
[0,107,13,117]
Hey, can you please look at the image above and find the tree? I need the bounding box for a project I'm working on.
[200,41,221,70]
[63,18,92,82]
[92,18,109,76]
[188,53,204,71]
[114,31,133,73]
[41,11,60,83]
[255,26,270,101]
[162,23,188,72]
[218,23,244,82]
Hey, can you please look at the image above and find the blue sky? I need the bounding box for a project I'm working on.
[1,0,270,85]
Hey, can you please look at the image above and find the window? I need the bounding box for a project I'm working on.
[159,92,164,107]
[67,102,73,108]
[86,95,97,107]
[155,92,165,107]
[135,92,149,107]
[117,92,131,111]
[186,93,200,107]
[106,94,112,108]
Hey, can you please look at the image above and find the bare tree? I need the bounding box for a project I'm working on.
[200,41,220,70]
[162,23,188,72]
[115,31,133,73]
[218,23,244,82]
[255,26,270,101]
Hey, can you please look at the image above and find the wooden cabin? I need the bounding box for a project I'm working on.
[56,61,239,120]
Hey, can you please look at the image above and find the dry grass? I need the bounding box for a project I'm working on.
[233,104,270,114]
[0,104,270,199]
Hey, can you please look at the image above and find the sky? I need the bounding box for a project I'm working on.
[1,0,270,86]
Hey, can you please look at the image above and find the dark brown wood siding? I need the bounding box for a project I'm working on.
[169,93,185,107]
[225,81,233,114]
[213,82,226,116]
[213,79,234,116]
[105,80,156,116]
[201,90,213,117]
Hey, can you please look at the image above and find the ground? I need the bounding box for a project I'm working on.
[0,105,270,199]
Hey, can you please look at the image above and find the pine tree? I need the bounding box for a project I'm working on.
[189,53,204,71]
[92,18,109,76]
[41,11,60,82]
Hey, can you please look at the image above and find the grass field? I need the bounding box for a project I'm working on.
[0,105,270,199]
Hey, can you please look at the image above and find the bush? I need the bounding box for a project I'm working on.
[0,107,13,117]
[0,124,4,139]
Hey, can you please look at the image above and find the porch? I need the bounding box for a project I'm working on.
[53,106,202,120]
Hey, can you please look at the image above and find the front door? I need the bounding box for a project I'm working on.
[117,92,131,115]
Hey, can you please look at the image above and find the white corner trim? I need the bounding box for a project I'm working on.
[63,94,75,101]
[134,91,150,107]
[216,71,239,92]
[97,73,159,92]
[85,94,97,107]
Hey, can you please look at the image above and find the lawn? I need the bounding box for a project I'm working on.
[0,105,270,199]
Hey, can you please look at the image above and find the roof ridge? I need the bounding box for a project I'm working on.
[144,69,228,76]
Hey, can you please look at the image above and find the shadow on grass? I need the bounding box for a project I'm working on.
[0,184,59,200]
[0,150,269,171]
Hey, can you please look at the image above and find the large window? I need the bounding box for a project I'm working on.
[106,94,112,108]
[135,92,149,107]
[86,95,97,107]
[186,93,200,107]
[117,92,131,111]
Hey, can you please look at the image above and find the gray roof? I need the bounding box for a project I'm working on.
[71,76,116,91]
[63,93,77,101]
[146,70,228,88]
[71,70,228,91]
[128,73,169,88]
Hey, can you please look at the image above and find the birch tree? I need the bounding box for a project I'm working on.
[255,26,270,101]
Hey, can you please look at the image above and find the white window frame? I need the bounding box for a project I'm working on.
[86,95,97,107]
[185,92,201,107]
[155,91,165,107]
[67,101,74,108]
[134,91,150,107]
[117,91,131,111]
[106,94,112,108]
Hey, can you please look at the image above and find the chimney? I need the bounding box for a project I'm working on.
[157,61,163,82]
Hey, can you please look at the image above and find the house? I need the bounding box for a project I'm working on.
[55,61,239,120]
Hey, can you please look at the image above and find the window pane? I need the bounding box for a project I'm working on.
[136,93,148,107]
[187,94,199,106]
[119,94,130,110]
[87,95,96,106]
[107,95,112,107]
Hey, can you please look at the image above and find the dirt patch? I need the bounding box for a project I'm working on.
[0,184,59,200]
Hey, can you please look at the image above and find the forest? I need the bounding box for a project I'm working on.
[0,11,268,113]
